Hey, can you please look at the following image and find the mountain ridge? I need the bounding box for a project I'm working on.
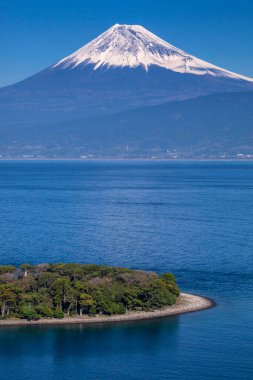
[1,91,253,158]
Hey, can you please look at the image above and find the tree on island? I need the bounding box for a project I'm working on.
[20,264,32,278]
[0,263,180,320]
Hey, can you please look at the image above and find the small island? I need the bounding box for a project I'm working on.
[0,263,213,325]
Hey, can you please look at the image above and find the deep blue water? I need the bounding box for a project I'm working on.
[0,160,252,380]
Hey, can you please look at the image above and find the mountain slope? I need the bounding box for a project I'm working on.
[1,91,253,157]
[0,24,253,125]
[54,24,252,80]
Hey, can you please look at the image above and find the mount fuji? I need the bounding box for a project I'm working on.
[1,24,253,119]
[53,24,251,79]
[0,24,253,157]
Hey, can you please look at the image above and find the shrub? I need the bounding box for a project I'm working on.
[20,306,40,321]
[35,305,54,318]
[53,309,65,319]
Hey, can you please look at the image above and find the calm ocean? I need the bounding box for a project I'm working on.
[0,160,252,380]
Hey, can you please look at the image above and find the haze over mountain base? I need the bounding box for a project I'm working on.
[1,91,253,159]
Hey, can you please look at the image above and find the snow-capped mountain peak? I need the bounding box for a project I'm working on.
[53,24,253,81]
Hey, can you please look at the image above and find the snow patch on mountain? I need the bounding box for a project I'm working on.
[53,24,253,82]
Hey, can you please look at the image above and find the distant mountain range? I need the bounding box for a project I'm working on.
[1,91,253,158]
[0,24,253,158]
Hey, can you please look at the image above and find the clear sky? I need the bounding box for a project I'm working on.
[1,0,253,87]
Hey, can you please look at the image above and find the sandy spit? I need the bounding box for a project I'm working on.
[0,293,214,327]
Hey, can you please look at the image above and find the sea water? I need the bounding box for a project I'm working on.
[0,160,252,380]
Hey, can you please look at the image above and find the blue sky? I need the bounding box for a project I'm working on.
[0,0,252,87]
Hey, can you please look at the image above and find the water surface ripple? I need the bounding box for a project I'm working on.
[0,160,252,379]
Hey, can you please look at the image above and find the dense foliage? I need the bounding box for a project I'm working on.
[0,264,180,320]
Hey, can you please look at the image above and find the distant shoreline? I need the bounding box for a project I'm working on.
[0,158,252,162]
[0,293,214,327]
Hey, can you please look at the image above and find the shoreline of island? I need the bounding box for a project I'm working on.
[0,293,214,327]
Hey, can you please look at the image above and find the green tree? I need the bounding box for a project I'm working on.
[0,286,17,317]
[0,263,180,320]
[0,266,16,275]
[78,293,96,316]
[20,264,33,277]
